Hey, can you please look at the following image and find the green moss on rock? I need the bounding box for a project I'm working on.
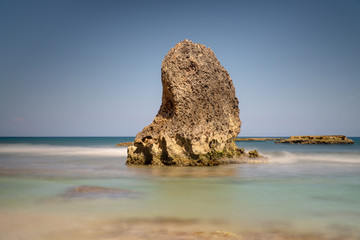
[248,150,259,158]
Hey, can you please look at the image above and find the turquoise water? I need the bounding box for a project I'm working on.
[0,137,359,239]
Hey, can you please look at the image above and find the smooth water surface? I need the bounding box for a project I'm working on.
[0,137,359,239]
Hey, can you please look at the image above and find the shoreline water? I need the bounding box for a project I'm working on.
[0,137,359,239]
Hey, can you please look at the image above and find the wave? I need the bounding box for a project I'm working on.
[0,144,128,157]
[1,144,359,163]
[267,151,360,164]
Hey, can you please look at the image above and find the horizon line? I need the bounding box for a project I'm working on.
[0,135,358,138]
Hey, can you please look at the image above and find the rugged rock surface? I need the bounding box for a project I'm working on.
[276,135,354,144]
[127,40,250,166]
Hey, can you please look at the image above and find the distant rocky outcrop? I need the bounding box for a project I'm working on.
[276,135,354,144]
[127,40,264,166]
[235,137,284,142]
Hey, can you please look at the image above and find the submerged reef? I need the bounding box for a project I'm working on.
[63,185,141,199]
[127,40,264,166]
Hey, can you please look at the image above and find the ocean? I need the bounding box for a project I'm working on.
[0,137,359,239]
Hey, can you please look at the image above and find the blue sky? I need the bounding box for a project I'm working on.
[0,0,359,136]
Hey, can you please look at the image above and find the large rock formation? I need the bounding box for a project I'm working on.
[127,40,244,166]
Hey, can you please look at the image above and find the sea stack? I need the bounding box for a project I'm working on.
[127,40,244,166]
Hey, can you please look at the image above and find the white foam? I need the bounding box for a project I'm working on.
[0,144,128,157]
[1,144,358,163]
[267,151,360,164]
[266,151,299,163]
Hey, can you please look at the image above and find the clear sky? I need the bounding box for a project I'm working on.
[1,0,359,137]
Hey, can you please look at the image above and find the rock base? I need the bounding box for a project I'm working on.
[127,143,267,166]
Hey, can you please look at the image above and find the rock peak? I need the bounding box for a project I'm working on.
[127,40,243,166]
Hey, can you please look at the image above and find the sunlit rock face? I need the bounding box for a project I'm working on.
[127,40,242,166]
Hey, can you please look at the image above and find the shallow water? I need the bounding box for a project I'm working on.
[0,137,359,239]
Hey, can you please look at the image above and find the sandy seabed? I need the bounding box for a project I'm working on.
[1,210,359,240]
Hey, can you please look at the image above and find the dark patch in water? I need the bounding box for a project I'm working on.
[310,195,358,204]
[63,185,142,199]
